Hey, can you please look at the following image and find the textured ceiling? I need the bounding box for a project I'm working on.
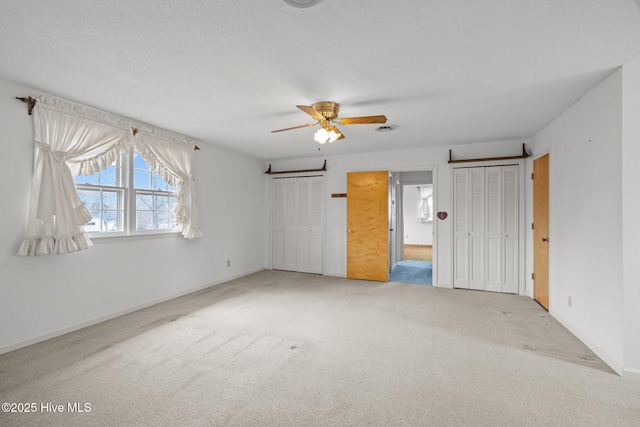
[2,1,640,160]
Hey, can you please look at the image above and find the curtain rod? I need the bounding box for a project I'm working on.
[16,96,200,151]
[448,143,529,163]
[131,127,200,150]
[265,159,327,175]
[16,96,36,115]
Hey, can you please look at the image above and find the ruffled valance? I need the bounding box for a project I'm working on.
[135,134,204,240]
[67,138,131,176]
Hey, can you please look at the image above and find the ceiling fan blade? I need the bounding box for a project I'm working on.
[271,123,317,133]
[297,105,326,121]
[329,125,345,140]
[335,115,387,125]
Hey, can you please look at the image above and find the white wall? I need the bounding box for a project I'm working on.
[265,139,529,288]
[0,79,267,353]
[622,59,640,377]
[402,184,433,245]
[530,69,625,373]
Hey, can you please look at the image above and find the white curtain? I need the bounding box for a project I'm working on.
[136,134,204,239]
[417,186,433,223]
[18,102,130,256]
[18,96,203,256]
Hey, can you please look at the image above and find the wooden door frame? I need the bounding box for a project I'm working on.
[389,166,438,286]
[449,159,526,294]
[268,172,326,274]
[389,173,398,273]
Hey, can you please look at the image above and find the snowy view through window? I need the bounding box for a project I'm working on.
[75,152,177,234]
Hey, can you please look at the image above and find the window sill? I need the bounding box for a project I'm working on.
[87,231,181,244]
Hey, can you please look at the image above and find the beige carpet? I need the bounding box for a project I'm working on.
[1,270,639,426]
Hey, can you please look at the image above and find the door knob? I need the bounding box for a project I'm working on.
[542,237,549,242]
[347,229,353,234]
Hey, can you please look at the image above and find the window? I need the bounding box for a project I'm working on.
[75,150,177,235]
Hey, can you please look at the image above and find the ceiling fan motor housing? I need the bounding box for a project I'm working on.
[312,101,340,120]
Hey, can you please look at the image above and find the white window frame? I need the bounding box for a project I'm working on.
[75,148,180,239]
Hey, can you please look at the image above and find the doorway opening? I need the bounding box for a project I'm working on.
[389,170,435,285]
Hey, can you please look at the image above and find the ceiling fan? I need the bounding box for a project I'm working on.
[271,101,387,144]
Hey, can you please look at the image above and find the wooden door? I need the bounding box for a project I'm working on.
[347,171,389,281]
[533,155,550,309]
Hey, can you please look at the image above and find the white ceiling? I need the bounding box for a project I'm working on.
[2,1,640,160]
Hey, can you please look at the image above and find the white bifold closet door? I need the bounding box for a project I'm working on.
[453,165,518,294]
[272,176,323,274]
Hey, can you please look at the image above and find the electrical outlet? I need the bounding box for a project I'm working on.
[568,295,572,308]
[227,260,231,267]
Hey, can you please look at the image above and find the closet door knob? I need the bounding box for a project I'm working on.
[542,237,549,242]
[347,229,353,234]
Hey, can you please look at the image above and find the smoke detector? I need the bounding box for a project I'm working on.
[283,0,322,8]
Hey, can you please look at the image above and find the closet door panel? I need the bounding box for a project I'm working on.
[502,166,519,293]
[295,178,310,272]
[272,179,285,270]
[296,233,310,272]
[469,168,486,290]
[453,169,470,288]
[485,167,503,292]
[469,236,484,289]
[284,179,297,271]
[309,176,324,274]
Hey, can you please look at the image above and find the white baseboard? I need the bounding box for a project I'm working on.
[324,272,347,278]
[550,309,624,376]
[435,282,452,289]
[623,368,640,381]
[0,268,264,356]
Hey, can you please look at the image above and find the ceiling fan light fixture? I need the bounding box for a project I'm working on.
[313,127,340,144]
[314,128,329,144]
[328,129,341,143]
